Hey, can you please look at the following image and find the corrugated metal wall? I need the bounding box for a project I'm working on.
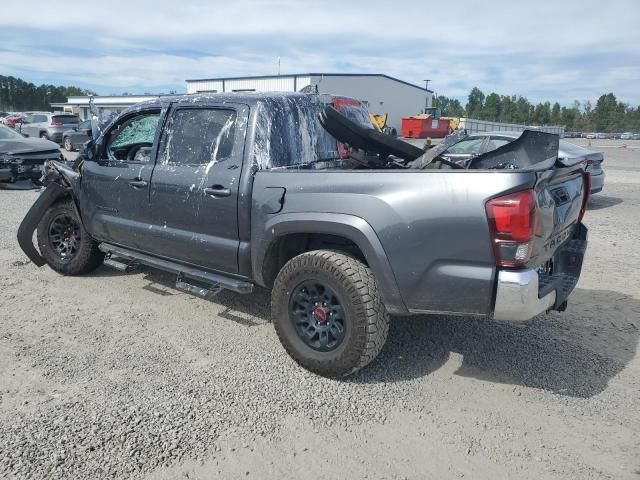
[187,80,224,94]
[187,76,311,94]
[458,118,565,135]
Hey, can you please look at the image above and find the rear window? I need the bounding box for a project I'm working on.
[253,96,371,169]
[52,115,79,124]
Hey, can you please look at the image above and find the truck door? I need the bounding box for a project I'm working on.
[79,108,162,250]
[148,104,248,274]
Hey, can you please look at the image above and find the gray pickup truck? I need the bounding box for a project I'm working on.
[17,93,589,377]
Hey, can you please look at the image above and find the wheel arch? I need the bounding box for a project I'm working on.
[253,212,407,315]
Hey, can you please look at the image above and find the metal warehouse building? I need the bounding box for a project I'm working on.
[186,73,433,130]
[52,73,433,130]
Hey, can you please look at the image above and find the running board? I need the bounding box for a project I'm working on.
[103,254,137,272]
[98,243,254,294]
[176,273,222,298]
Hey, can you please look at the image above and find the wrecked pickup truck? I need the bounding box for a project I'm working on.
[17,93,590,377]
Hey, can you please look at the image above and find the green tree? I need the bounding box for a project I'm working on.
[0,74,95,111]
[433,95,465,117]
[483,92,502,121]
[551,102,561,125]
[465,87,485,118]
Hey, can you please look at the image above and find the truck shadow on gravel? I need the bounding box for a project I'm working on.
[587,195,623,210]
[352,288,640,398]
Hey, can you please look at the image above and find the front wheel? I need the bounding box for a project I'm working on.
[272,250,389,377]
[64,137,73,151]
[36,200,104,275]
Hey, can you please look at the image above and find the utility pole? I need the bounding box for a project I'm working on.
[423,79,431,113]
[277,57,281,76]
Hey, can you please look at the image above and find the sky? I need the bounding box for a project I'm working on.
[1,0,639,106]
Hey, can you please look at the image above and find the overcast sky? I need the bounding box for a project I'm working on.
[1,0,638,105]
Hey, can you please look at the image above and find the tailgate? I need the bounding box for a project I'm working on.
[530,164,587,267]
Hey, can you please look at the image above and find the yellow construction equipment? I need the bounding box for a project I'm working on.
[369,112,398,136]
[370,113,388,131]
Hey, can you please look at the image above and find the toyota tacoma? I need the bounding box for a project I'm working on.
[17,93,590,377]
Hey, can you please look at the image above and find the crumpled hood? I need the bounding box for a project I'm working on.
[0,137,60,155]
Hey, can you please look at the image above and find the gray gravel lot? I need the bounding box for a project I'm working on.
[0,139,639,479]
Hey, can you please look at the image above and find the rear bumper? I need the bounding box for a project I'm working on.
[493,224,588,321]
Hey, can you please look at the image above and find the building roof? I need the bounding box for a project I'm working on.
[185,73,433,93]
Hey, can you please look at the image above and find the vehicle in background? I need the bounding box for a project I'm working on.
[17,93,590,377]
[2,113,25,129]
[595,133,607,139]
[620,132,635,140]
[0,124,62,184]
[633,133,640,140]
[439,131,605,194]
[19,113,79,144]
[62,120,93,151]
[585,133,596,139]
[0,112,9,119]
[563,131,581,138]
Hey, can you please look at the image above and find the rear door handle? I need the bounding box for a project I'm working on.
[204,185,231,197]
[127,179,148,188]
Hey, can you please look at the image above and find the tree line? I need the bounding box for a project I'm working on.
[433,87,640,133]
[0,75,96,112]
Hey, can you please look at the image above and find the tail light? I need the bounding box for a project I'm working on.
[578,172,591,222]
[486,190,537,267]
[50,121,63,126]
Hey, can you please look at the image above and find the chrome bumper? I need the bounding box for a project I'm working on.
[493,269,556,322]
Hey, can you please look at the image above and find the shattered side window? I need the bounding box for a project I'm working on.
[105,112,161,162]
[109,114,160,149]
[253,97,343,169]
[160,108,237,166]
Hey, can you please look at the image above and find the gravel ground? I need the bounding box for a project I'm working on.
[0,140,639,479]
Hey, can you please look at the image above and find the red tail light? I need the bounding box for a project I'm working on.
[578,172,591,222]
[50,121,63,126]
[486,190,538,267]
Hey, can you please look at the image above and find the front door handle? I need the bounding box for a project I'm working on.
[204,185,231,197]
[127,179,148,188]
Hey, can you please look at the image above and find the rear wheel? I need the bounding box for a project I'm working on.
[272,250,389,377]
[37,200,104,275]
[40,132,48,140]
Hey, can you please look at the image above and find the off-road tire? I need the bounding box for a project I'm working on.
[272,250,389,377]
[37,200,104,275]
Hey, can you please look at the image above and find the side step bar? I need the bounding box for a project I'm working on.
[98,243,254,294]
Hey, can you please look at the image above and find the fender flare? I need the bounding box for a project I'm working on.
[17,182,68,266]
[253,212,408,315]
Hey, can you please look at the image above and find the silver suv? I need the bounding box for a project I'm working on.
[20,112,79,144]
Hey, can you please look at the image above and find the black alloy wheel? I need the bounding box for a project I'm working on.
[289,280,346,352]
[48,213,81,261]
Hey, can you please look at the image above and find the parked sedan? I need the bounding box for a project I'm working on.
[0,124,62,184]
[62,120,92,151]
[2,113,25,129]
[440,131,605,194]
